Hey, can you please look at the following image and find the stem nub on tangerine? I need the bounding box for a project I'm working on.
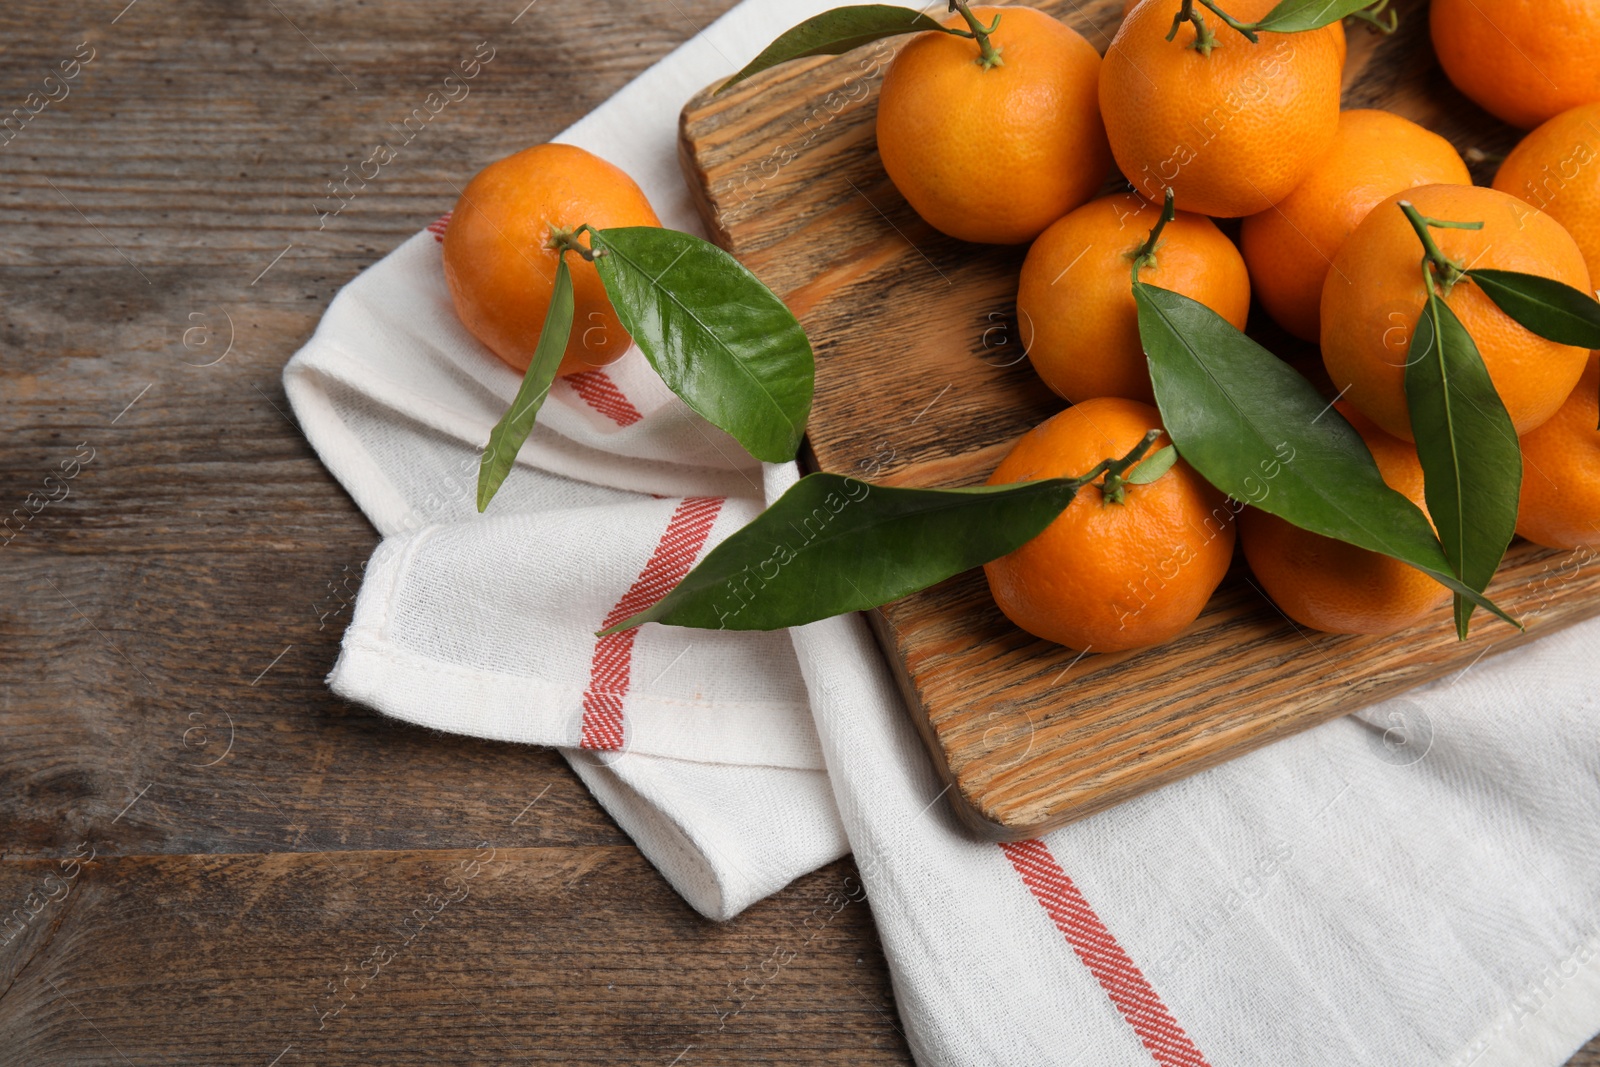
[946,0,1004,69]
[1128,188,1178,281]
[1396,200,1482,296]
[545,224,605,262]
[1097,429,1163,506]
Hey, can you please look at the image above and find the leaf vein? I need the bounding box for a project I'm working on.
[602,236,801,435]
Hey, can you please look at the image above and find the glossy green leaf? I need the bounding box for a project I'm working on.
[591,226,813,463]
[1254,0,1385,31]
[1467,268,1600,349]
[600,472,1102,634]
[717,5,943,93]
[1125,445,1177,485]
[1405,291,1522,637]
[476,256,574,512]
[1134,280,1519,630]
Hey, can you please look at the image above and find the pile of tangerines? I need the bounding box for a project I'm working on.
[880,0,1600,653]
[442,0,1600,657]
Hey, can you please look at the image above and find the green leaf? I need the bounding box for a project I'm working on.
[590,226,813,464]
[1134,280,1519,630]
[476,255,574,512]
[1254,0,1386,31]
[1125,445,1177,485]
[717,5,943,93]
[599,473,1095,634]
[1467,268,1600,349]
[1405,291,1522,637]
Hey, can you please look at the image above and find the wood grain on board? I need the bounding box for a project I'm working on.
[677,0,1594,839]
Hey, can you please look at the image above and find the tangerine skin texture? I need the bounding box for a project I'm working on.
[1241,109,1471,343]
[983,398,1235,653]
[1517,357,1600,550]
[1320,184,1592,441]
[1018,192,1251,404]
[1494,102,1600,279]
[1100,0,1343,218]
[1240,405,1450,635]
[875,6,1111,245]
[443,143,661,378]
[1431,0,1600,130]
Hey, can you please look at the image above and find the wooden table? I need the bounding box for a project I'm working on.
[0,2,1592,1063]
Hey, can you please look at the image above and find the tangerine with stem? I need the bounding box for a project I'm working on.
[443,143,661,378]
[1320,184,1592,440]
[1099,0,1344,217]
[876,4,1111,245]
[1018,190,1249,404]
[983,397,1236,653]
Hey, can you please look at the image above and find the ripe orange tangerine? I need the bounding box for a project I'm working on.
[1100,0,1344,217]
[875,6,1110,245]
[1018,192,1250,404]
[983,397,1235,653]
[1239,404,1450,635]
[1121,0,1345,64]
[1494,102,1600,279]
[1320,184,1592,440]
[443,143,661,378]
[1517,357,1600,550]
[1240,109,1470,343]
[1431,0,1600,130]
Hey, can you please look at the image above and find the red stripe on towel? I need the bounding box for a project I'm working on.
[564,369,644,428]
[579,496,724,750]
[427,212,451,242]
[1001,839,1210,1067]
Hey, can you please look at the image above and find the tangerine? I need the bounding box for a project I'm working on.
[1320,184,1592,440]
[1017,192,1250,404]
[443,143,661,378]
[1239,404,1450,635]
[1431,0,1600,130]
[1122,0,1346,64]
[1517,357,1600,550]
[875,6,1110,245]
[1493,102,1600,278]
[1100,0,1344,217]
[1240,109,1470,342]
[983,397,1235,652]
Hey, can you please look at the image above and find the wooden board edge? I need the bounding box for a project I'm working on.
[886,572,1600,840]
[677,103,735,250]
[860,604,1019,840]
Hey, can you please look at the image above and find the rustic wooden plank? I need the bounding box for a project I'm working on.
[676,0,1600,841]
[0,851,906,1064]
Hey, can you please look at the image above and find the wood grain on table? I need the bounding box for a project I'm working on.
[0,1,1592,1064]
[0,2,903,1063]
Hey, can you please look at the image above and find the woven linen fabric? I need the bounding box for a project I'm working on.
[284,1,1600,1063]
[284,0,854,922]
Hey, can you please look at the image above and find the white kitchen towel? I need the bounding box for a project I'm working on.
[284,0,854,921]
[284,2,1600,1065]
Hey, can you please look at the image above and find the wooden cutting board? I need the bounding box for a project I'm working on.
[676,0,1600,840]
